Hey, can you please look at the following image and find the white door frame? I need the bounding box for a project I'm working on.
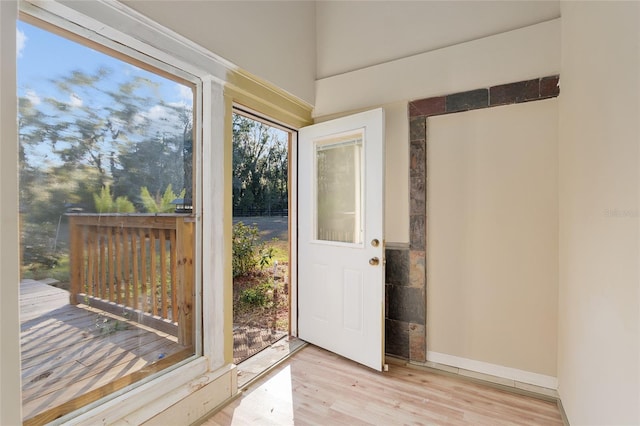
[289,130,299,337]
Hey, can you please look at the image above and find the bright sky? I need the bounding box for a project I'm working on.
[17,20,191,106]
[17,19,193,171]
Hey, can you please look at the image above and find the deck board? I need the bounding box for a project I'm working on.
[20,279,189,424]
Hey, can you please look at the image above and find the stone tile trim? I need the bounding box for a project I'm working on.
[385,246,426,361]
[409,75,560,117]
[395,74,560,364]
[446,88,489,113]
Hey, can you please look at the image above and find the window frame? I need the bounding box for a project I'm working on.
[14,2,219,424]
[3,0,312,423]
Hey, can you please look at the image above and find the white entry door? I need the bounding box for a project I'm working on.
[298,108,385,371]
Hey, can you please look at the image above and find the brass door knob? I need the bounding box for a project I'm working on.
[369,257,380,266]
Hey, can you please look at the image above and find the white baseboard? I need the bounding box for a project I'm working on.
[426,351,558,390]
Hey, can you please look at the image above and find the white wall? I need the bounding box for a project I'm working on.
[117,0,316,105]
[314,15,562,389]
[427,100,558,385]
[0,1,23,424]
[315,19,560,243]
[558,2,640,424]
[316,1,559,79]
[315,19,560,119]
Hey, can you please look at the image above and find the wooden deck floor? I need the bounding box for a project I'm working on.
[20,279,190,425]
[203,345,564,426]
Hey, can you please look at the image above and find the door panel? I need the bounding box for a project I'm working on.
[342,269,364,332]
[298,108,385,371]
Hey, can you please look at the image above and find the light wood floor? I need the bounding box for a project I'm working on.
[20,279,189,425]
[203,345,563,426]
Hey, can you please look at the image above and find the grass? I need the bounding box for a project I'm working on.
[266,239,289,264]
[21,254,71,286]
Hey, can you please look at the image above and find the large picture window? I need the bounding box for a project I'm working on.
[17,16,197,424]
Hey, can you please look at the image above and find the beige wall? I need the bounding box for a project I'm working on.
[315,20,560,244]
[117,0,316,105]
[427,99,558,379]
[314,19,560,119]
[315,1,559,79]
[4,1,638,422]
[558,2,640,424]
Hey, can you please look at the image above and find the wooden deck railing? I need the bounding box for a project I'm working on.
[68,214,194,346]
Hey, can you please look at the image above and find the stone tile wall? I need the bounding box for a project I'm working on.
[385,75,560,362]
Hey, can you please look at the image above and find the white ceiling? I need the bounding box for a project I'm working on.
[316,1,561,79]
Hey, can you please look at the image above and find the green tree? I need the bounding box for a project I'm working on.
[93,185,135,213]
[111,133,187,205]
[232,114,288,215]
[20,69,156,186]
[19,67,193,215]
[140,184,186,213]
[18,48,193,276]
[232,222,274,277]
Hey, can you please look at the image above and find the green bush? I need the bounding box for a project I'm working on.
[93,185,135,213]
[140,184,186,213]
[239,282,272,308]
[232,222,273,277]
[22,221,61,269]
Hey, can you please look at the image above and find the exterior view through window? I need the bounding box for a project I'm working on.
[18,19,196,424]
[232,112,290,364]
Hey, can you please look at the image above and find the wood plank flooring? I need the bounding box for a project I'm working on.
[203,345,563,426]
[20,280,189,425]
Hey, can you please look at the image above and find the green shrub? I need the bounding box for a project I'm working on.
[232,222,274,277]
[140,184,186,213]
[22,221,60,269]
[239,282,272,308]
[258,246,274,269]
[93,185,135,213]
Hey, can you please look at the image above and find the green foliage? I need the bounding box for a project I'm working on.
[112,132,190,205]
[140,184,186,213]
[22,255,71,284]
[232,222,274,277]
[267,239,289,263]
[93,186,112,213]
[18,50,196,289]
[19,63,192,227]
[94,314,128,335]
[258,246,275,269]
[114,196,136,213]
[140,187,158,212]
[94,186,110,212]
[232,113,288,215]
[233,222,260,277]
[21,222,61,269]
[93,185,135,213]
[239,282,272,308]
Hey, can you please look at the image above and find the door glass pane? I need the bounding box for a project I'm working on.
[315,134,363,244]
